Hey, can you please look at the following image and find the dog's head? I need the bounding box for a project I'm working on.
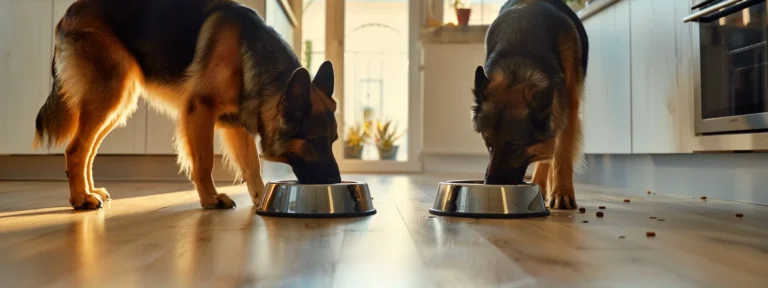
[264,61,341,184]
[472,65,558,185]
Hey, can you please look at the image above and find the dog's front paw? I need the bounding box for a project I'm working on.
[249,186,264,205]
[70,193,104,210]
[547,188,577,210]
[90,188,111,201]
[200,194,237,209]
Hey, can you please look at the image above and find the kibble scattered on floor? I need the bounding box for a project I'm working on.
[700,196,708,200]
[599,206,606,209]
[658,219,665,221]
[596,212,604,218]
[582,220,588,223]
[649,216,657,219]
[619,236,626,239]
[736,213,744,218]
[647,191,651,195]
[624,199,631,203]
[646,231,656,237]
[578,207,586,213]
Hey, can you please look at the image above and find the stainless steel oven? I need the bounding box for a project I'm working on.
[686,0,768,135]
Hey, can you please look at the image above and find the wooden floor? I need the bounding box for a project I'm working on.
[1,174,768,288]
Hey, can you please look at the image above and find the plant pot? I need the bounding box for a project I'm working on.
[455,8,471,26]
[377,146,399,160]
[344,145,364,159]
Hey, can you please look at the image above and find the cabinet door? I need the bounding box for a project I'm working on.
[630,0,694,153]
[581,0,632,154]
[145,111,177,155]
[0,0,54,155]
[0,0,10,154]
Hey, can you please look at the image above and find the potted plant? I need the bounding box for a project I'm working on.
[374,119,404,160]
[344,124,369,159]
[453,0,471,26]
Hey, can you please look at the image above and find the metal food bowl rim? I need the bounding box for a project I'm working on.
[439,180,537,188]
[265,180,367,187]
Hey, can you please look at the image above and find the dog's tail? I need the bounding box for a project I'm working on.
[33,50,76,149]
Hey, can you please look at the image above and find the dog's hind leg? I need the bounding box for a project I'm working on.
[219,126,264,205]
[85,100,140,202]
[55,13,143,209]
[84,120,119,202]
[548,30,585,210]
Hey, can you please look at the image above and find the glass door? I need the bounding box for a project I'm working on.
[302,0,421,172]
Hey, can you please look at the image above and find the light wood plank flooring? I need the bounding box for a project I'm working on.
[1,174,767,287]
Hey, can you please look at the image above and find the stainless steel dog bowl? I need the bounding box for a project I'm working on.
[429,180,550,218]
[255,180,376,218]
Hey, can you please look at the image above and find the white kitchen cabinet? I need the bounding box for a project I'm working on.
[144,111,177,155]
[0,0,11,154]
[0,0,146,155]
[0,0,54,155]
[581,0,633,154]
[629,0,694,153]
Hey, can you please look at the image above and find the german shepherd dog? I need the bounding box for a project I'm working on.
[33,0,341,210]
[472,0,588,209]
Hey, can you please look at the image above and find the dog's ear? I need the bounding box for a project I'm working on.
[472,66,489,125]
[473,66,489,104]
[313,61,335,98]
[281,67,312,123]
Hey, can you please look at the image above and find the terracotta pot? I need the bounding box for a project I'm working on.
[378,146,399,160]
[456,8,471,26]
[344,145,363,159]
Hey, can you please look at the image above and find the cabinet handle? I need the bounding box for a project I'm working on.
[682,0,745,23]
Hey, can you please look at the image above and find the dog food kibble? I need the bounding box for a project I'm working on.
[582,220,588,223]
[619,236,626,239]
[649,216,657,219]
[624,199,631,203]
[578,207,586,213]
[658,218,665,221]
[736,213,744,218]
[646,231,656,237]
[647,191,651,195]
[700,196,707,200]
[596,212,604,218]
[599,206,606,209]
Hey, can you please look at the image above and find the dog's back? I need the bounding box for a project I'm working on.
[486,0,588,74]
[64,0,289,83]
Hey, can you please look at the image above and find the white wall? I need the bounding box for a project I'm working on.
[421,43,487,156]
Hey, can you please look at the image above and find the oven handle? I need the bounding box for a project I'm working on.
[683,0,747,23]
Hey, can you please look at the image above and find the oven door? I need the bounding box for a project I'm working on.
[686,0,768,135]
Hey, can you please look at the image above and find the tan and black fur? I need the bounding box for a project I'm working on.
[472,0,588,209]
[33,0,341,210]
